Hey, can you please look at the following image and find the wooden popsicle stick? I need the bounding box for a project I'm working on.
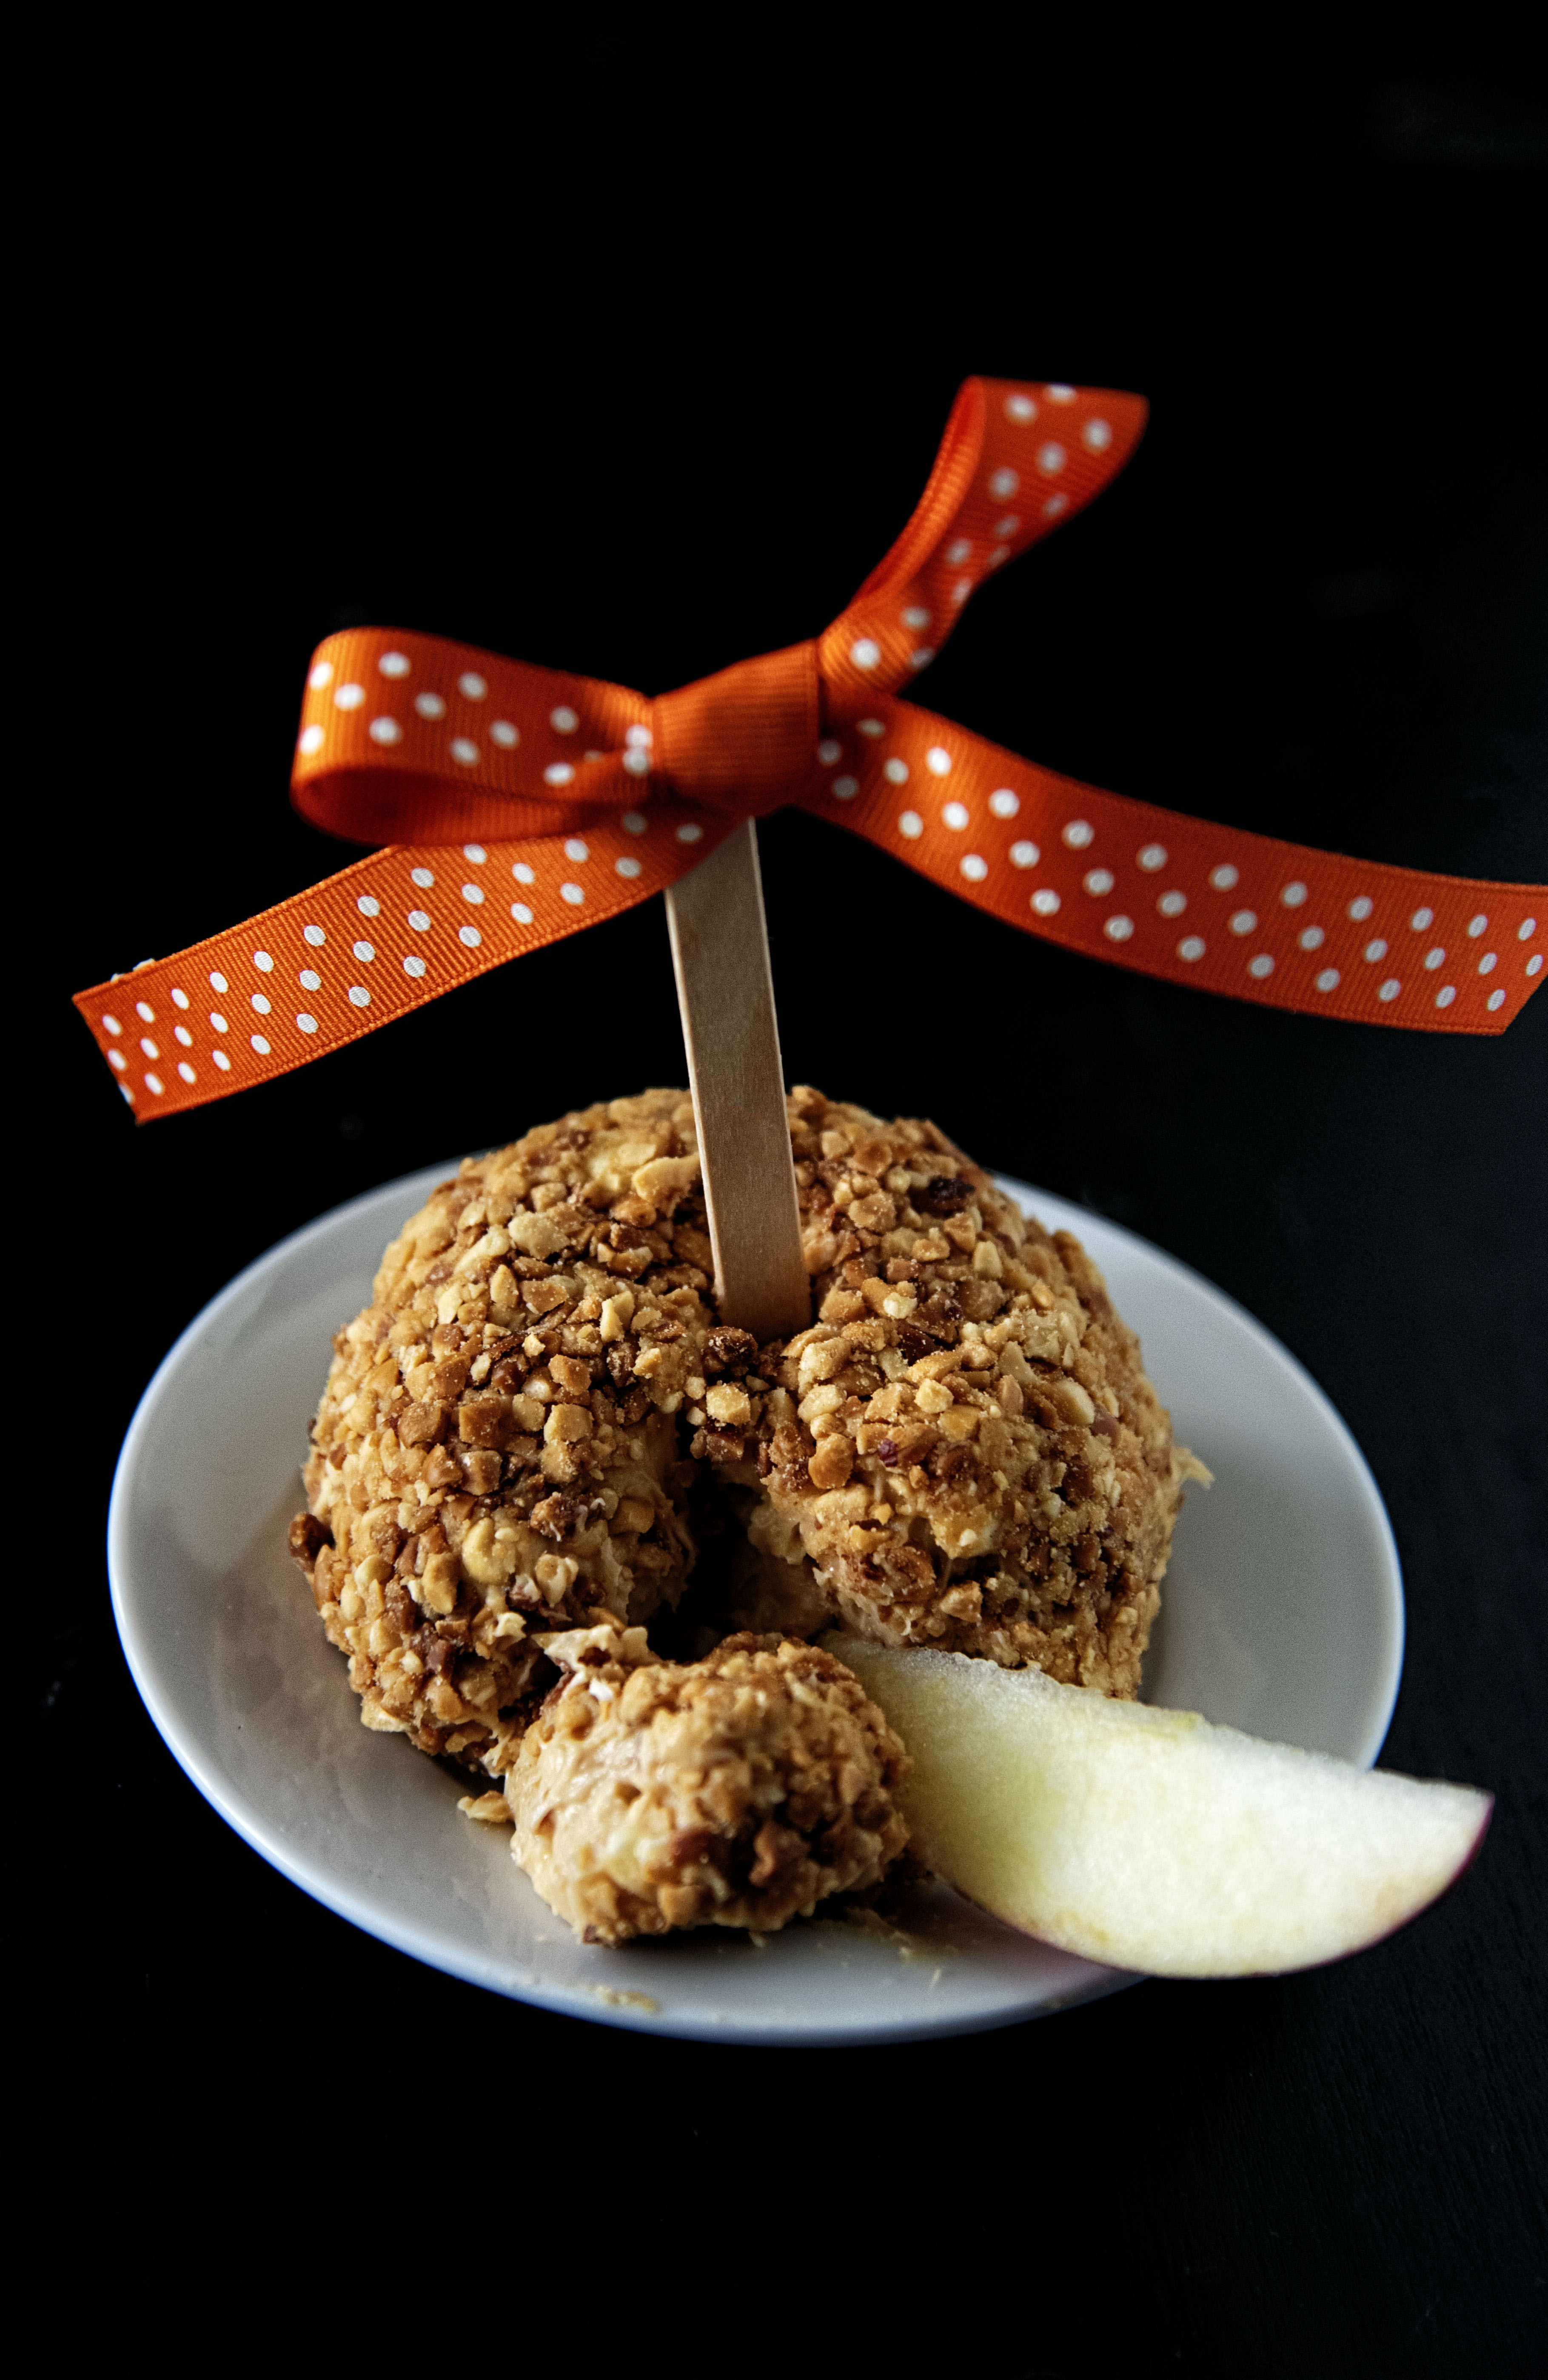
[664,820,810,1344]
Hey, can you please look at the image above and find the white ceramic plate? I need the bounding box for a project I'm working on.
[109,1166,1403,2045]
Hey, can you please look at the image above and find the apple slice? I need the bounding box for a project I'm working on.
[827,1636,1491,1976]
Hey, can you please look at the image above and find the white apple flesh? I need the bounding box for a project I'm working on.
[828,1636,1491,1977]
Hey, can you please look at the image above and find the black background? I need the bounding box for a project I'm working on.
[29,48,1546,2376]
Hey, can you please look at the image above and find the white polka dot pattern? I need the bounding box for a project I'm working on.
[783,692,1544,1043]
[77,809,717,1111]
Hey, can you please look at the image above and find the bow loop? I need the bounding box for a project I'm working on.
[652,641,821,814]
[819,377,1149,710]
[290,627,649,846]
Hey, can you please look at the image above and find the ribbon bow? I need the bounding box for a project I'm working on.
[75,376,1543,1117]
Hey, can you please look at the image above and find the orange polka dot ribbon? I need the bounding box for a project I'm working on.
[74,377,1544,1120]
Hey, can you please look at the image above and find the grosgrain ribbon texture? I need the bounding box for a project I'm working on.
[74,376,1545,1120]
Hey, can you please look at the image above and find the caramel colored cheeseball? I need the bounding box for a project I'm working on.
[289,1084,1200,1833]
[507,1626,911,1944]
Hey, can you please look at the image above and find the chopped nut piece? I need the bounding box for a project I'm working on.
[288,1512,330,1573]
[399,1399,448,1447]
[421,1551,461,1614]
[797,1337,849,1390]
[530,1491,583,1541]
[704,1326,758,1377]
[535,1552,581,1604]
[808,1436,855,1491]
[1052,1378,1097,1426]
[459,1394,507,1446]
[599,1290,635,1341]
[632,1153,701,1206]
[914,1175,972,1216]
[460,1516,519,1586]
[508,1211,567,1257]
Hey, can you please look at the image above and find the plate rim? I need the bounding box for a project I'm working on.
[107,1162,1405,2044]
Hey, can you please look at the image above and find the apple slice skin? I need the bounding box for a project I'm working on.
[825,1636,1492,1979]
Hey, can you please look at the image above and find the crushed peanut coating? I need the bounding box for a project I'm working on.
[289,1091,725,1779]
[731,1087,1204,1695]
[289,1082,1199,1907]
[507,1625,910,1944]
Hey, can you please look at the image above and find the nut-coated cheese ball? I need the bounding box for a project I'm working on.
[507,1625,910,1944]
[289,1084,1200,1909]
